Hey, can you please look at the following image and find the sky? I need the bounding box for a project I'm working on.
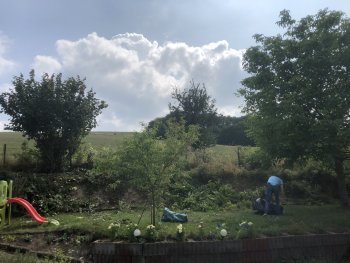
[0,0,349,131]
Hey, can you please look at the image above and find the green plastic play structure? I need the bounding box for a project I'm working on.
[0,180,12,227]
[0,179,59,227]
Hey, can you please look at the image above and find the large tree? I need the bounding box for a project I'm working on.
[0,70,107,172]
[240,9,350,206]
[169,80,218,148]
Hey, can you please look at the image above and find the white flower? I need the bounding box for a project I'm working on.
[248,222,253,226]
[147,224,155,230]
[177,224,183,233]
[220,229,228,237]
[133,229,141,237]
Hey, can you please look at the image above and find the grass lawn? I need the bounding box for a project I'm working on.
[2,205,350,241]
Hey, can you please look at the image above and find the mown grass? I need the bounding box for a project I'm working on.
[2,205,350,241]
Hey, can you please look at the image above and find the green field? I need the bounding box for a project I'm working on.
[0,131,135,164]
[0,131,251,167]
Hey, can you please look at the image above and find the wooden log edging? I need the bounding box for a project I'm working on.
[93,233,350,263]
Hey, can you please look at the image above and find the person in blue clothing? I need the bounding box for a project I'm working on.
[264,175,284,215]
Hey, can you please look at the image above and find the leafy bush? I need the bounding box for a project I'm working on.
[13,142,40,171]
[2,170,119,214]
[244,148,273,170]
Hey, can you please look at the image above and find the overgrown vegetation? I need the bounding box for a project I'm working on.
[0,138,344,218]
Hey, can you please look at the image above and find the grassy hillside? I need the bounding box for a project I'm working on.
[0,131,135,163]
[0,131,255,170]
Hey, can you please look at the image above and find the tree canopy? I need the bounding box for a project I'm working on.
[240,9,350,206]
[0,70,107,172]
[169,80,218,148]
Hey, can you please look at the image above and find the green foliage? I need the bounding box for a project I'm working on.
[175,223,185,241]
[284,162,339,203]
[169,80,218,148]
[3,171,111,214]
[87,146,125,192]
[0,251,42,263]
[240,9,350,205]
[149,114,254,147]
[0,70,107,172]
[2,234,16,242]
[180,181,241,211]
[144,224,159,242]
[96,120,199,225]
[244,148,273,170]
[236,221,255,239]
[53,248,71,263]
[216,116,255,146]
[13,141,40,170]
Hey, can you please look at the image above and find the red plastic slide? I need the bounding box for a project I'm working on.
[8,197,47,224]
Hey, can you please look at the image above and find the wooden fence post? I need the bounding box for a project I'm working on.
[2,144,6,166]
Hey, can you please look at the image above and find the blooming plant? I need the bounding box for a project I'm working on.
[237,221,254,239]
[216,223,228,240]
[220,228,228,239]
[107,222,121,239]
[127,223,140,242]
[145,224,158,242]
[176,224,185,241]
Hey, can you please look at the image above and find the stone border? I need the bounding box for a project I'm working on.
[93,233,350,263]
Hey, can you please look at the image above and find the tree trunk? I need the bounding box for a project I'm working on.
[334,158,350,207]
[151,191,156,226]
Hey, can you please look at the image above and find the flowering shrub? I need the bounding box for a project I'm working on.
[216,223,228,239]
[237,221,254,239]
[145,224,158,242]
[107,222,121,239]
[176,224,185,241]
[107,221,141,241]
[220,229,228,239]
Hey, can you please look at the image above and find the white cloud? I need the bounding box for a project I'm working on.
[0,33,16,76]
[32,55,62,75]
[218,105,243,117]
[33,32,246,131]
[0,83,11,93]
